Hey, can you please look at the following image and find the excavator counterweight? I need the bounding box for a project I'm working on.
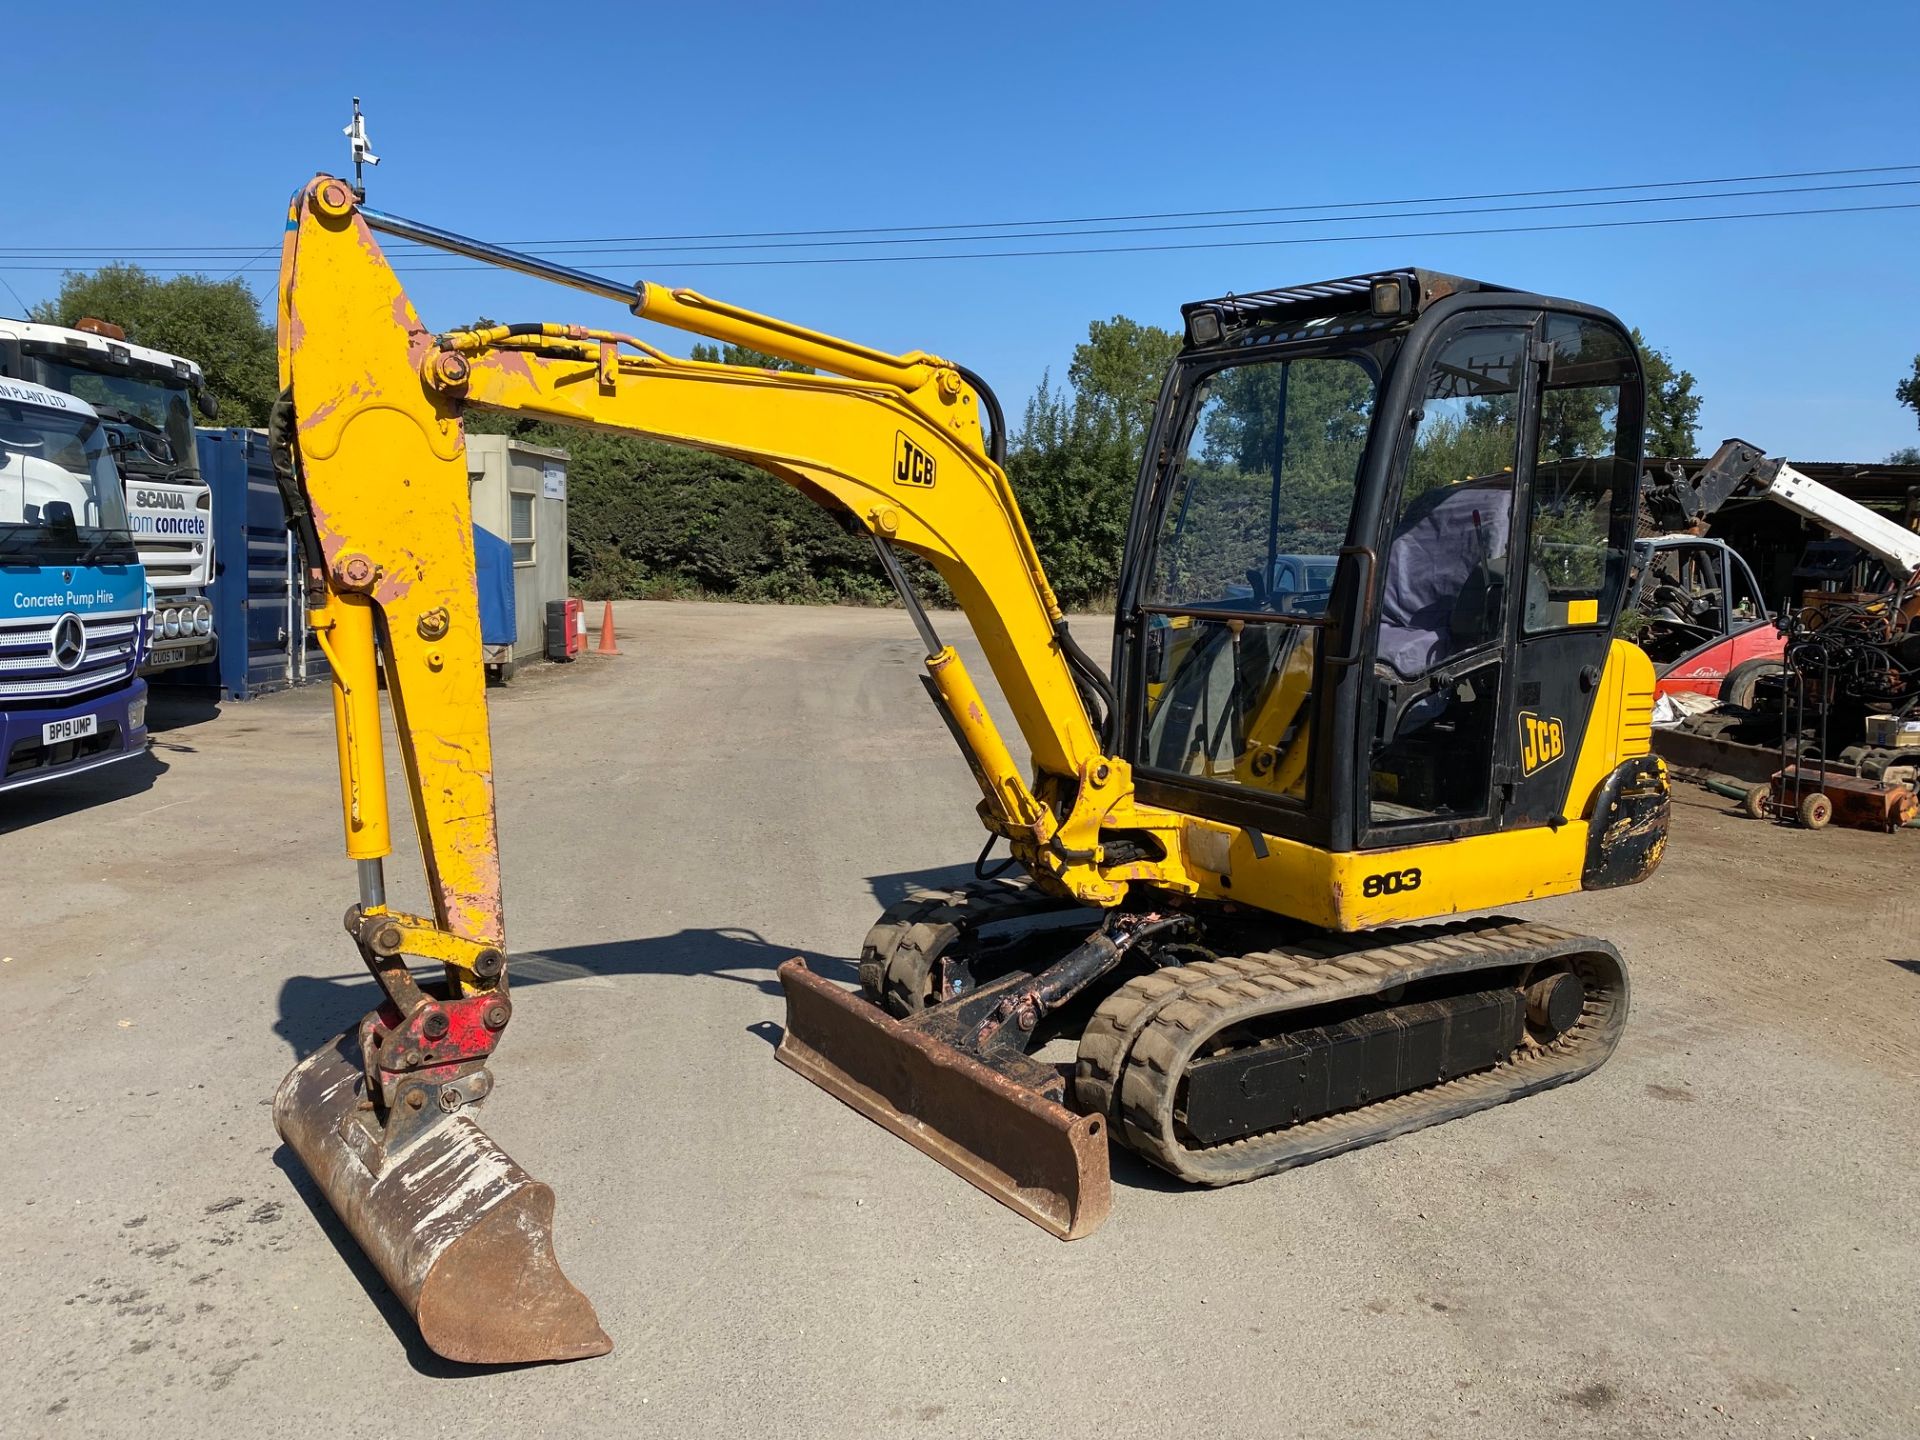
[274,179,1670,1365]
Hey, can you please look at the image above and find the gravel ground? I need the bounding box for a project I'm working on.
[3,600,1915,1439]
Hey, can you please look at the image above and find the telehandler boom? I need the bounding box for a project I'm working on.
[273,174,1669,1364]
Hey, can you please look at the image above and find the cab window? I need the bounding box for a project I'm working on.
[1523,316,1635,633]
[1728,551,1767,624]
[1137,353,1377,803]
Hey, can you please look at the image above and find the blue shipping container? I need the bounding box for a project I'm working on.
[177,428,330,699]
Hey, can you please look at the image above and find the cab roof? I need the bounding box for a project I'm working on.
[1180,268,1514,348]
[0,316,205,384]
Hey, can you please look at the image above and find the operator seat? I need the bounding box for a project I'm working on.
[1376,475,1517,678]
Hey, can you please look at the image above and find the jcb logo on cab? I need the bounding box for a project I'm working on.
[1520,711,1565,776]
[894,432,936,488]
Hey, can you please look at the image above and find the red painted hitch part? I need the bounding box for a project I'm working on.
[358,991,510,1104]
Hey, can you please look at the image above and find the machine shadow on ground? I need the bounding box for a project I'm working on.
[0,751,166,835]
[146,690,223,732]
[866,862,978,910]
[274,929,856,1056]
[276,860,1041,1055]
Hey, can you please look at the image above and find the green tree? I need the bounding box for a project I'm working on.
[1470,327,1699,458]
[689,342,815,374]
[1898,354,1920,431]
[1636,328,1701,456]
[28,264,277,425]
[465,407,896,603]
[468,342,910,602]
[1203,355,1373,475]
[1889,446,1920,465]
[1066,316,1181,459]
[1004,371,1136,607]
[996,317,1182,608]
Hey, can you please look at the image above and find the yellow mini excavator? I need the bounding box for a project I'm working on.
[273,174,1668,1364]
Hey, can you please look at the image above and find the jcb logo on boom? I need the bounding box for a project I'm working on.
[1520,711,1566,776]
[894,432,936,488]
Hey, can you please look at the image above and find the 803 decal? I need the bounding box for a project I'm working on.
[1361,867,1422,898]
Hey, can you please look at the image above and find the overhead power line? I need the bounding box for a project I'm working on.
[2,198,1911,276]
[426,178,1920,257]
[372,198,1920,270]
[411,200,1920,269]
[6,175,1917,264]
[7,192,1912,282]
[415,161,1920,247]
[2,162,1916,260]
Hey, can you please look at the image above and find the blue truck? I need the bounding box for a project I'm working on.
[0,315,216,675]
[0,377,149,793]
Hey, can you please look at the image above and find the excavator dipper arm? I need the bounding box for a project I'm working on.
[272,176,1180,1362]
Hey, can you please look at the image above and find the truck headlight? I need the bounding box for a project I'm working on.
[195,607,213,636]
[162,609,181,639]
[128,696,147,731]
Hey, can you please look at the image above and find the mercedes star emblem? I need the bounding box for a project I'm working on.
[51,613,87,672]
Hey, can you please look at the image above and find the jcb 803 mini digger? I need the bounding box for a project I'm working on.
[272,175,1667,1363]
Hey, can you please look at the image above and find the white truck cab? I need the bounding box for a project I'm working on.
[0,317,216,672]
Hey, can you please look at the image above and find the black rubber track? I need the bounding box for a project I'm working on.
[1073,917,1629,1186]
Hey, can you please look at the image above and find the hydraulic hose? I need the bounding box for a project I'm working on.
[267,388,329,604]
[974,830,1018,880]
[1055,618,1117,751]
[955,364,1007,469]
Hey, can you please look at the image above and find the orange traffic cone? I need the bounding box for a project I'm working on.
[594,600,620,655]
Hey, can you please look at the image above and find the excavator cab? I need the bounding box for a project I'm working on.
[1119,271,1648,851]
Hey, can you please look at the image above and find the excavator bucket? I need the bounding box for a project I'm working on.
[775,958,1111,1240]
[275,1031,611,1365]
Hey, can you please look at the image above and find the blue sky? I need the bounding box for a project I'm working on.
[8,1,1918,459]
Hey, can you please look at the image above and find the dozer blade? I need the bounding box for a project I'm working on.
[275,1031,611,1365]
[775,958,1111,1240]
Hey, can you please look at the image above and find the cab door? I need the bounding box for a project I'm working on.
[1362,309,1642,843]
[1124,342,1388,849]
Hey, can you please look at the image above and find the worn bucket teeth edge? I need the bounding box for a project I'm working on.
[275,1029,610,1365]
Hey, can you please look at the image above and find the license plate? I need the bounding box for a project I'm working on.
[43,714,98,745]
[147,648,190,667]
